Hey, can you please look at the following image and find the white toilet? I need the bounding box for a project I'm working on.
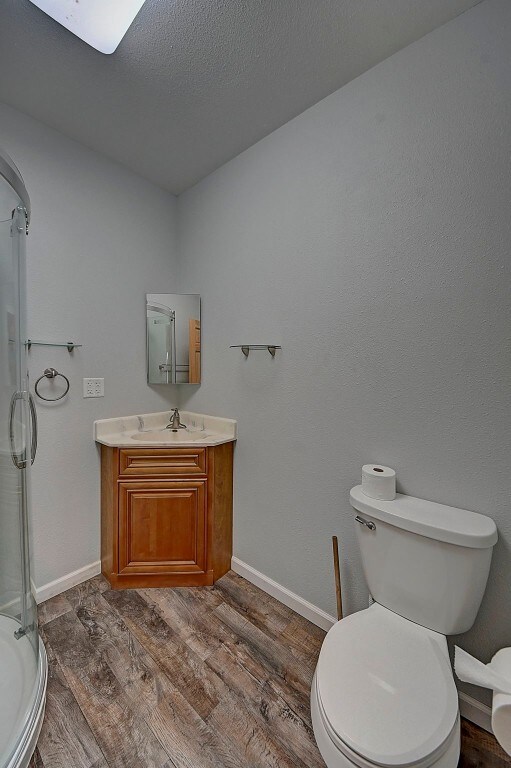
[312,484,498,768]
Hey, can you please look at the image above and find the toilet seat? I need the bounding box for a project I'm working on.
[315,603,459,768]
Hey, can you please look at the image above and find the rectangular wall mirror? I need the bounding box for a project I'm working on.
[146,293,201,384]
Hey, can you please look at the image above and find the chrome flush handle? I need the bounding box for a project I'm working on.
[355,515,376,531]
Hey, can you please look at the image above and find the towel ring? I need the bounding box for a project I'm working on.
[34,368,70,401]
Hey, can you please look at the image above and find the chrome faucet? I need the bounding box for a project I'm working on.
[166,408,187,430]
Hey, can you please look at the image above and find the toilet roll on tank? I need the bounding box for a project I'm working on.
[361,464,396,500]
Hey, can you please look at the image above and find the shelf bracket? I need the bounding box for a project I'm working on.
[230,345,281,358]
[26,340,82,353]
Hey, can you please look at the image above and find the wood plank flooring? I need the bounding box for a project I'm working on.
[29,572,510,768]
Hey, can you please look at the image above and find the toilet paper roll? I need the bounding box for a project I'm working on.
[454,646,511,694]
[361,464,396,500]
[493,691,511,756]
[491,649,511,756]
[455,646,511,756]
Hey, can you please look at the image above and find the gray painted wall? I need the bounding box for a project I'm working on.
[177,0,511,704]
[0,103,179,588]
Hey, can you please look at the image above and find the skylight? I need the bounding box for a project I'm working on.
[28,0,147,55]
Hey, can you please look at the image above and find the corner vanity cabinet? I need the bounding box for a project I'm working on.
[100,443,233,588]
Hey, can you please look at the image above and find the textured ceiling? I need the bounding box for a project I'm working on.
[0,0,480,194]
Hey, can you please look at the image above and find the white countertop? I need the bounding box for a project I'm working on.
[94,410,237,448]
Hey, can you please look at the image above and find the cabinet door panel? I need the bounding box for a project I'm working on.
[119,480,206,574]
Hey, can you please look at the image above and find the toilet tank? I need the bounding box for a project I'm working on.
[350,485,498,635]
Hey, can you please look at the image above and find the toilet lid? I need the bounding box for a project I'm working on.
[316,604,458,767]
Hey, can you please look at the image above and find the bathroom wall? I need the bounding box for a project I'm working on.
[177,0,511,704]
[0,103,179,589]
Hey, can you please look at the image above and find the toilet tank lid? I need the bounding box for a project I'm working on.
[350,485,498,549]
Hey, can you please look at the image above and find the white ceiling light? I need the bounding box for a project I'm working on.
[28,0,147,54]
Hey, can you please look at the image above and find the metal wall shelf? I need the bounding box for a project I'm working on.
[230,345,281,358]
[26,340,82,352]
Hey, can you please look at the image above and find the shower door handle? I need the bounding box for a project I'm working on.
[29,392,38,465]
[8,391,37,468]
[9,391,26,469]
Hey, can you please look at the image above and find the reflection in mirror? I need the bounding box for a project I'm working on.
[146,294,201,384]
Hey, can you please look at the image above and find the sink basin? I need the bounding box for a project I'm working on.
[130,430,209,443]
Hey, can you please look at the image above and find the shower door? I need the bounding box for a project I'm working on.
[0,155,46,768]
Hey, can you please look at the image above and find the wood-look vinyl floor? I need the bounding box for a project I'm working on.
[29,572,510,768]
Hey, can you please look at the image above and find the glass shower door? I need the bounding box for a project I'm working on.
[0,168,45,768]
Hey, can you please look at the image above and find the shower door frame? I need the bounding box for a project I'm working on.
[10,204,38,645]
[0,156,30,224]
[0,149,47,768]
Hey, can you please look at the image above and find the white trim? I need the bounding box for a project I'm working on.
[35,560,101,604]
[458,691,493,734]
[231,556,337,632]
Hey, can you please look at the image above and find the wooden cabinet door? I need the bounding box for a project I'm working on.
[118,480,207,575]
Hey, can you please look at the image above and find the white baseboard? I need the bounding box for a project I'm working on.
[231,556,337,632]
[459,692,493,733]
[35,560,101,604]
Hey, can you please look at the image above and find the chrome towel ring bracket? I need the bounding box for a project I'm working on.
[34,368,70,401]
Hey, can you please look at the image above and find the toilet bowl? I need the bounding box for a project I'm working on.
[311,604,460,768]
[311,485,498,768]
